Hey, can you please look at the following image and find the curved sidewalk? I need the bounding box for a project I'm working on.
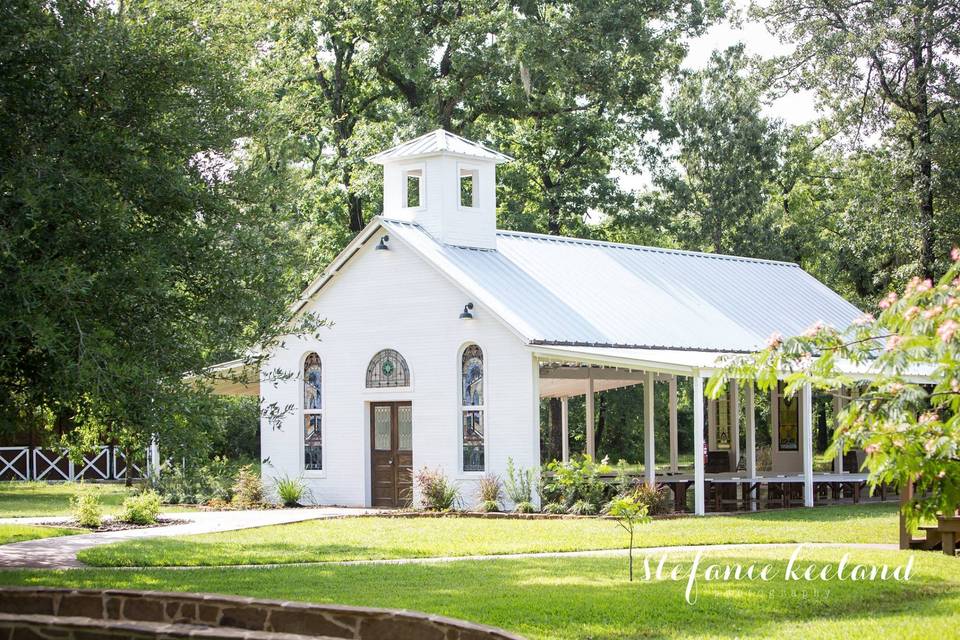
[0,508,381,570]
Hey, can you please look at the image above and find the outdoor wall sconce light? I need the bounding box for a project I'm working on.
[459,302,474,319]
[375,235,390,251]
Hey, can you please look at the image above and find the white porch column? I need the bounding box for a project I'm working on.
[668,376,678,473]
[832,391,843,474]
[585,373,596,459]
[644,371,656,486]
[693,374,705,516]
[745,383,756,511]
[802,382,814,507]
[730,381,740,470]
[561,397,570,463]
[149,437,161,481]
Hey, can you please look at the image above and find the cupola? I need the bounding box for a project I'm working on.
[367,129,511,250]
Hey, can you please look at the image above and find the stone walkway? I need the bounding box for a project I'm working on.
[0,508,381,570]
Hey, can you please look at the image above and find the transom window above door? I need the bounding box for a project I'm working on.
[366,349,411,388]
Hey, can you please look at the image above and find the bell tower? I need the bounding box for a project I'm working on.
[368,129,511,250]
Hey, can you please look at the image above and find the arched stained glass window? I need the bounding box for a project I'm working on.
[365,349,410,388]
[460,345,484,472]
[303,353,323,471]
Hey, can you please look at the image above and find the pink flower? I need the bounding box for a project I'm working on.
[865,444,880,454]
[879,292,898,309]
[885,335,904,351]
[939,470,947,479]
[889,382,904,394]
[802,321,824,338]
[917,279,933,293]
[852,313,875,326]
[923,306,942,319]
[952,247,960,262]
[937,320,958,343]
[766,331,783,349]
[904,306,921,320]
[919,411,938,424]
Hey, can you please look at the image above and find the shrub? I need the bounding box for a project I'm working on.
[119,490,162,525]
[415,467,460,511]
[567,499,598,515]
[477,499,500,513]
[513,501,536,514]
[156,456,242,505]
[71,491,103,528]
[504,458,535,505]
[542,502,567,515]
[614,459,633,495]
[232,465,264,507]
[630,482,672,516]
[273,474,308,507]
[476,473,502,510]
[541,455,611,513]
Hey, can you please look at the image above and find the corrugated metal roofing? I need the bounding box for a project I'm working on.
[382,219,864,352]
[367,129,512,164]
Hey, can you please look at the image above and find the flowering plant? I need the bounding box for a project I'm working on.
[707,251,960,526]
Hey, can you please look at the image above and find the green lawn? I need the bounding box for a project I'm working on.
[3,547,957,639]
[0,523,82,545]
[79,503,898,567]
[0,482,195,518]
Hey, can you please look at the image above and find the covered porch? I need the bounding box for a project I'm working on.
[533,344,882,515]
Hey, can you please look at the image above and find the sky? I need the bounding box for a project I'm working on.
[614,6,819,194]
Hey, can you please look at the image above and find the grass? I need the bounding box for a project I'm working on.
[0,482,195,518]
[2,547,957,639]
[0,523,82,545]
[79,503,898,567]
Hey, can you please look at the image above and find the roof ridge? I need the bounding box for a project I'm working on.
[494,228,799,267]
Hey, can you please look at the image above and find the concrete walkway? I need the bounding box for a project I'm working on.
[0,508,381,570]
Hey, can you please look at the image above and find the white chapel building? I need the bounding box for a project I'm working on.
[212,129,873,514]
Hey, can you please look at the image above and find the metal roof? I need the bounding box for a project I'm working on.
[367,129,512,164]
[382,219,864,352]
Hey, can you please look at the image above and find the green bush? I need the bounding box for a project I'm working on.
[232,465,264,507]
[477,499,500,513]
[119,490,162,525]
[567,499,598,515]
[504,457,535,505]
[541,455,611,514]
[157,456,243,505]
[273,475,307,507]
[415,467,460,511]
[513,501,536,514]
[542,502,567,514]
[71,491,103,528]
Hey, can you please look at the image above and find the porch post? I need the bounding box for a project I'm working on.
[644,371,656,486]
[693,373,705,516]
[669,376,678,473]
[149,437,161,481]
[585,372,596,459]
[802,382,814,507]
[745,383,757,511]
[730,380,740,470]
[561,397,570,463]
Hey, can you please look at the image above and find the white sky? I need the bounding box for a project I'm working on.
[614,5,819,195]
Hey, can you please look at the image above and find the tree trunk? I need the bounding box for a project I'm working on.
[548,398,562,461]
[912,6,935,279]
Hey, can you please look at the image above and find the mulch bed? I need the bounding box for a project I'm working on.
[56,517,190,533]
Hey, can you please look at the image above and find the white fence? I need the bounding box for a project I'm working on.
[0,446,151,482]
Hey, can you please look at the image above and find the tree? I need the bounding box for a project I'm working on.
[755,0,960,279]
[0,0,315,470]
[607,492,651,581]
[656,45,784,256]
[707,251,960,525]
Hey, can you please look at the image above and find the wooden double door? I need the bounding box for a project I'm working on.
[370,402,413,507]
